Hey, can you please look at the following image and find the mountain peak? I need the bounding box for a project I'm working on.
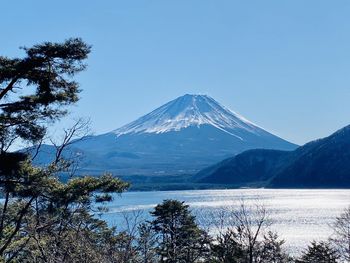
[167,93,216,107]
[31,94,297,176]
[113,94,266,138]
[177,93,212,101]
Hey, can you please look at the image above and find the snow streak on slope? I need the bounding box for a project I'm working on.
[114,94,267,139]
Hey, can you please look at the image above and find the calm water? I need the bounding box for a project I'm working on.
[99,189,350,254]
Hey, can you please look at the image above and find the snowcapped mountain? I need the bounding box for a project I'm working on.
[114,94,259,139]
[33,94,298,176]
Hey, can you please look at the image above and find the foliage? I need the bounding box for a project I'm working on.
[210,229,246,263]
[330,206,350,262]
[136,222,158,263]
[2,39,350,263]
[0,38,90,147]
[0,39,129,262]
[296,241,340,263]
[256,231,291,263]
[150,200,211,263]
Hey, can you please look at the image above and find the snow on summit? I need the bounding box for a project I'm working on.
[30,95,297,177]
[114,94,265,137]
[32,94,297,176]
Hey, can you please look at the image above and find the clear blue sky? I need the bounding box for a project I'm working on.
[1,0,350,145]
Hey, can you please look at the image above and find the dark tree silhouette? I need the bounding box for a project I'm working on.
[151,199,210,263]
[330,206,350,262]
[296,241,339,263]
[0,39,129,260]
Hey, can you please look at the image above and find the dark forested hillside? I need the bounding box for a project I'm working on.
[197,125,350,188]
[196,149,290,185]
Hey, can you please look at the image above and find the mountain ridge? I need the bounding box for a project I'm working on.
[114,94,276,139]
[197,124,350,188]
[30,94,297,176]
[112,94,286,138]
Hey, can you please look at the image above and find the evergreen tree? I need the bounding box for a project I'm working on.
[137,222,158,263]
[150,199,210,263]
[0,39,129,261]
[256,231,290,263]
[210,229,245,263]
[296,241,340,263]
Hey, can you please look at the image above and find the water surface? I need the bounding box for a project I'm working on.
[100,189,350,254]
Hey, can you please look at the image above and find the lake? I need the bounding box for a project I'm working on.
[99,189,350,254]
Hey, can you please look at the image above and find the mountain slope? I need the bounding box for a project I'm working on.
[270,125,350,187]
[196,149,290,185]
[197,125,350,188]
[32,94,297,176]
[114,94,265,137]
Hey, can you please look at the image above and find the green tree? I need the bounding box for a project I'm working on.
[0,38,90,147]
[0,39,129,261]
[150,199,210,263]
[296,241,340,263]
[137,222,158,263]
[256,231,290,263]
[210,229,245,263]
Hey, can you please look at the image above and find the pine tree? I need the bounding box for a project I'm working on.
[150,199,210,263]
[256,231,290,263]
[210,229,246,263]
[137,222,158,263]
[296,241,340,263]
[0,39,129,260]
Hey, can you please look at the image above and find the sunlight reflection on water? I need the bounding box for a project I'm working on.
[99,189,350,254]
